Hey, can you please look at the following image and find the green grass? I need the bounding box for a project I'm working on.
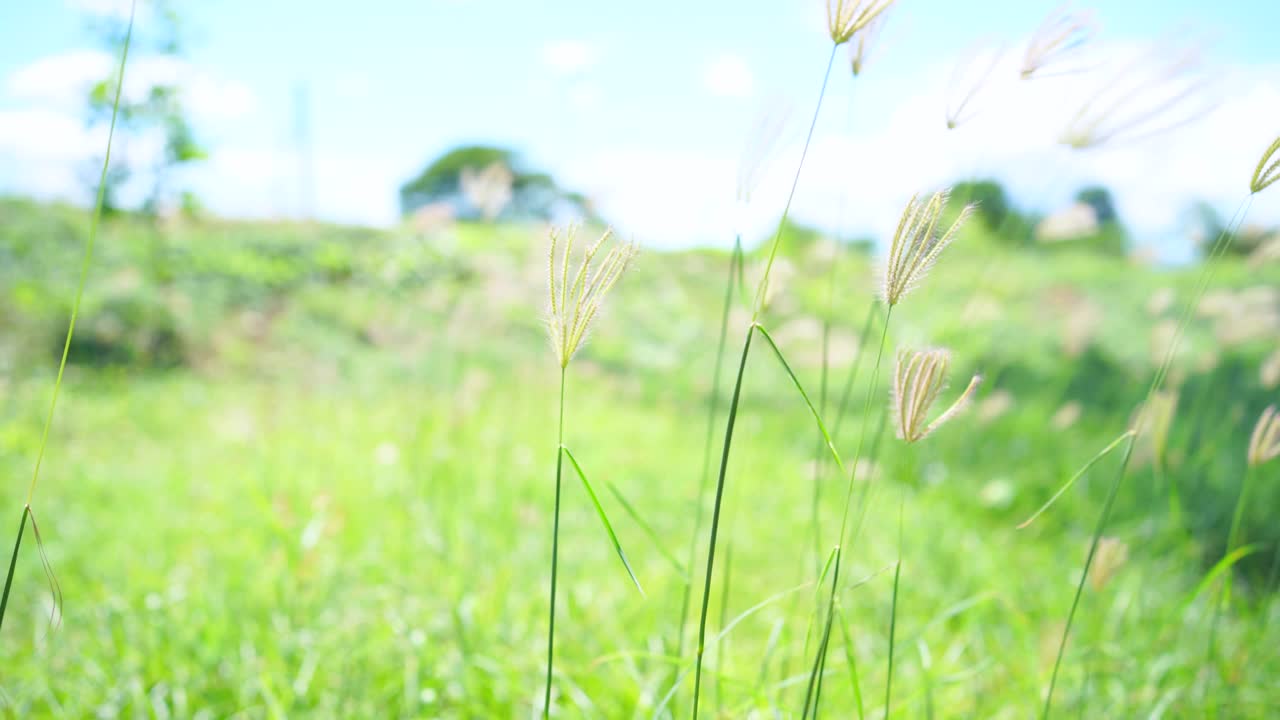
[0,200,1279,716]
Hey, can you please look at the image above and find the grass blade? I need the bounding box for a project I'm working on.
[754,324,845,474]
[1185,544,1264,615]
[1040,195,1256,719]
[836,605,866,720]
[1018,431,1133,530]
[605,481,686,577]
[678,234,743,671]
[0,0,136,638]
[561,446,644,595]
[692,42,839,720]
[0,507,30,634]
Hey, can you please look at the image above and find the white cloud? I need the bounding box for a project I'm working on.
[703,54,755,98]
[559,43,1280,256]
[6,50,254,120]
[541,40,598,76]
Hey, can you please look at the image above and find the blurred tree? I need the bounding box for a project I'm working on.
[85,0,207,217]
[399,144,595,222]
[1076,185,1118,224]
[948,179,1036,247]
[1073,186,1128,256]
[951,179,1010,230]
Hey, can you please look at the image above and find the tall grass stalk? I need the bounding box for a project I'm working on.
[677,236,743,666]
[689,43,839,720]
[1206,441,1267,692]
[882,492,906,719]
[542,226,638,717]
[1039,195,1255,719]
[0,0,135,636]
[812,251,840,571]
[544,367,568,716]
[802,307,893,718]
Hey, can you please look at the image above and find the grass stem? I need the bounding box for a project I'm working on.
[543,366,567,718]
[804,306,894,716]
[689,42,839,720]
[1039,194,1254,719]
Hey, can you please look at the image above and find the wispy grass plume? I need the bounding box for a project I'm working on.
[1020,3,1097,80]
[1060,42,1211,149]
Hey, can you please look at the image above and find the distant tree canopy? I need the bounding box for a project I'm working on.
[947,179,1034,247]
[398,144,594,222]
[1071,185,1127,256]
[951,180,1011,230]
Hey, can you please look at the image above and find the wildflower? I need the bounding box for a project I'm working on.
[891,348,982,443]
[1248,405,1280,467]
[1060,299,1101,358]
[546,226,637,369]
[882,190,974,306]
[1061,43,1210,149]
[1088,537,1129,591]
[1021,3,1097,80]
[977,389,1014,424]
[826,0,896,46]
[1051,401,1082,430]
[1252,136,1280,195]
[1147,287,1175,316]
[1261,349,1280,390]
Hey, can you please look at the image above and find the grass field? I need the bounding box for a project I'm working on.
[0,197,1279,717]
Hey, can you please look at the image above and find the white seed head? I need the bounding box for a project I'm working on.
[1248,404,1280,467]
[882,190,973,306]
[1061,42,1211,150]
[946,46,1004,130]
[826,0,896,46]
[848,11,888,77]
[546,226,637,369]
[1251,136,1280,195]
[891,348,982,443]
[1021,3,1098,80]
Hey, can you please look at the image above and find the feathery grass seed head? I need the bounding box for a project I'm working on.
[848,11,888,77]
[1061,43,1210,150]
[1248,405,1280,467]
[946,46,1003,129]
[891,348,982,443]
[546,226,637,369]
[1251,136,1280,195]
[1021,3,1098,80]
[826,0,896,46]
[882,190,974,306]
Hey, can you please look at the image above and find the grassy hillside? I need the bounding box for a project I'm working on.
[0,197,1278,717]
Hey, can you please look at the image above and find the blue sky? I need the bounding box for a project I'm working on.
[2,0,1278,256]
